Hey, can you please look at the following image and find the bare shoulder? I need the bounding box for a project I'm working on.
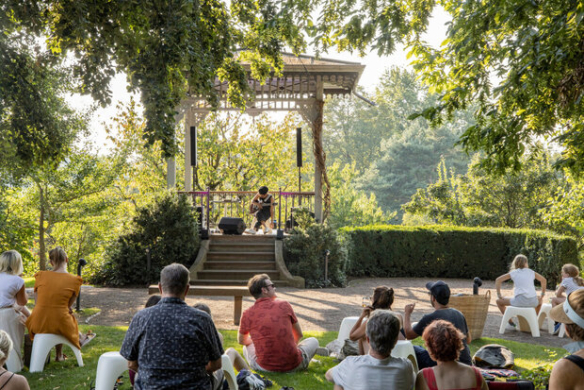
[12,374,31,390]
[549,357,581,388]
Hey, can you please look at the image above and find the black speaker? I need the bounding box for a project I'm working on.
[190,126,197,167]
[296,127,302,167]
[218,217,246,235]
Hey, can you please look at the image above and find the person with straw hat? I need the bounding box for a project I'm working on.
[548,288,584,389]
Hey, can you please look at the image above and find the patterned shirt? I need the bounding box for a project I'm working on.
[120,297,224,390]
[239,297,302,372]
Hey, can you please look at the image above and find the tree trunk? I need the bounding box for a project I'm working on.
[38,186,47,270]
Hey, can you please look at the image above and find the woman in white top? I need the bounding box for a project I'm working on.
[0,251,29,372]
[551,263,584,307]
[495,254,547,328]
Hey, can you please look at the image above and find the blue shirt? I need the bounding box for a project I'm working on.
[120,297,224,390]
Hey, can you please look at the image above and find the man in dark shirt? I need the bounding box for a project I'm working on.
[120,263,223,390]
[403,280,472,369]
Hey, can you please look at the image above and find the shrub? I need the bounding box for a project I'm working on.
[284,211,347,287]
[340,225,578,285]
[93,192,200,285]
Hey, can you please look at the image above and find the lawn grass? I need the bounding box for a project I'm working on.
[20,326,564,390]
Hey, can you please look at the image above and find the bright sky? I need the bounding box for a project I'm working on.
[70,8,451,151]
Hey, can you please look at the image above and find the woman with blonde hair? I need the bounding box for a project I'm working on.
[26,247,93,362]
[0,330,30,389]
[0,250,29,372]
[495,254,547,328]
[552,263,584,307]
[349,286,405,355]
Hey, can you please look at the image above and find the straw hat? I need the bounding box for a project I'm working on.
[550,289,584,328]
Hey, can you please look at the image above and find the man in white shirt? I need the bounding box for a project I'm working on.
[325,310,415,390]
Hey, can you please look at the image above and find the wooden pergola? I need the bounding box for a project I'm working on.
[167,53,365,222]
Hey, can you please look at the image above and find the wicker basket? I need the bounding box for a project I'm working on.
[449,290,491,341]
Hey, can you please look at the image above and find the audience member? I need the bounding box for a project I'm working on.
[121,263,223,389]
[349,286,405,355]
[0,330,30,390]
[26,247,93,362]
[0,250,29,372]
[495,254,547,328]
[238,273,320,372]
[548,289,584,390]
[415,320,487,390]
[326,310,415,390]
[404,281,472,368]
[551,263,584,307]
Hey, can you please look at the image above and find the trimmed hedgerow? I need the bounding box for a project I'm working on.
[340,225,577,286]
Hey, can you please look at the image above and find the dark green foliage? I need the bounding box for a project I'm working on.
[94,193,200,286]
[341,225,578,287]
[283,210,347,287]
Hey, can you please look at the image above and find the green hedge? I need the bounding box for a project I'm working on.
[340,225,578,286]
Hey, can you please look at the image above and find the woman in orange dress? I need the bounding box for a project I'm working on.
[26,247,89,361]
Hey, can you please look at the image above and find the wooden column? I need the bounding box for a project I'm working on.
[184,108,193,191]
[314,77,324,222]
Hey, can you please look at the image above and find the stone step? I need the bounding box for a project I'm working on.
[207,252,274,261]
[197,270,280,280]
[191,279,291,287]
[204,261,277,270]
[210,234,275,243]
[209,242,274,253]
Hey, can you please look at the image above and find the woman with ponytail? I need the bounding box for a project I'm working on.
[0,330,30,389]
[349,286,405,355]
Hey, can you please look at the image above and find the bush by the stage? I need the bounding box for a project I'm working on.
[283,208,347,288]
[340,225,578,286]
[93,192,200,285]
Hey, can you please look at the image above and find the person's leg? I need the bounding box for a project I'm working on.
[496,297,512,315]
[226,347,250,372]
[55,344,64,361]
[413,345,437,369]
[297,337,319,370]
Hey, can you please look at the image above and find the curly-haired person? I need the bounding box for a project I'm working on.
[415,320,487,390]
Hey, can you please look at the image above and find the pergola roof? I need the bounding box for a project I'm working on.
[186,53,366,113]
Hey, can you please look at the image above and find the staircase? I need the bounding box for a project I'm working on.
[193,235,294,286]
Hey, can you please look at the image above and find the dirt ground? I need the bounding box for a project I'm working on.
[79,277,569,349]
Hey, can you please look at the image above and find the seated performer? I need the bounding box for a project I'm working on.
[246,186,274,234]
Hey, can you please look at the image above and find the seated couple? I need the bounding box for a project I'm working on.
[351,282,472,369]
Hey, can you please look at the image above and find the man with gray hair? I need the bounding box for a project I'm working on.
[325,310,415,390]
[120,263,224,390]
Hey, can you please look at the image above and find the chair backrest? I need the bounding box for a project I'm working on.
[338,316,360,341]
[221,354,238,390]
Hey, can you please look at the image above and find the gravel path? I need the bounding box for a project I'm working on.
[79,277,568,349]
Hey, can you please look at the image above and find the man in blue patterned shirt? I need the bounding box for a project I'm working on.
[120,263,224,389]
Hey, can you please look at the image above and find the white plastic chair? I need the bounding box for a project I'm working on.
[221,354,238,390]
[337,316,360,341]
[537,303,554,334]
[29,334,84,372]
[558,323,566,338]
[94,352,128,390]
[5,349,22,372]
[391,340,418,372]
[499,306,540,337]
